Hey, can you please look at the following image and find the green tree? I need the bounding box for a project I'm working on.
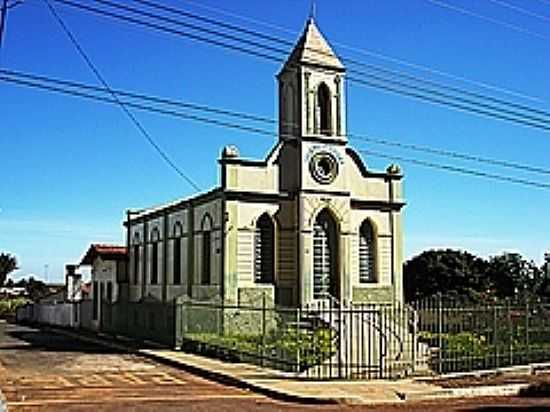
[403,249,489,303]
[485,253,541,300]
[25,277,49,301]
[0,253,18,286]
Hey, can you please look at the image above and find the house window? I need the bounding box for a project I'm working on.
[317,82,331,135]
[359,220,377,283]
[173,237,181,285]
[133,245,139,285]
[201,231,211,285]
[151,228,160,285]
[173,222,183,285]
[92,281,98,320]
[201,214,213,285]
[254,213,275,284]
[106,281,113,303]
[151,243,159,285]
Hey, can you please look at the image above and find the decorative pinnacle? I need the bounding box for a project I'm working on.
[309,0,316,21]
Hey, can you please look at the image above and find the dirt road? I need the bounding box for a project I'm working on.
[0,321,549,411]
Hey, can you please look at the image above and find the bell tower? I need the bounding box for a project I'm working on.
[277,17,346,142]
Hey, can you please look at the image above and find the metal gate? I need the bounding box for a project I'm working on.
[298,301,418,379]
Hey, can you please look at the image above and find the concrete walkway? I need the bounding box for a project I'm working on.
[49,327,533,405]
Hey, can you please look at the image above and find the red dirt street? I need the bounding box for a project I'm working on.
[1,322,549,411]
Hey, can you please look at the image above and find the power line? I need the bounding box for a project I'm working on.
[357,148,550,190]
[43,0,201,191]
[424,0,550,40]
[178,0,545,104]
[0,75,277,137]
[3,68,550,177]
[347,75,550,132]
[49,0,550,133]
[0,69,276,124]
[130,0,550,123]
[348,133,550,176]
[3,72,550,191]
[486,0,550,23]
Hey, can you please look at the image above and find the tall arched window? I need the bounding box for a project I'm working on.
[201,214,213,285]
[150,228,160,285]
[359,220,377,283]
[173,222,183,285]
[283,84,295,135]
[254,213,275,284]
[317,83,332,135]
[313,209,338,299]
[132,233,140,285]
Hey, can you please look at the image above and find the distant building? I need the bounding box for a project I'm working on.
[123,17,405,308]
[80,244,127,328]
[0,287,27,298]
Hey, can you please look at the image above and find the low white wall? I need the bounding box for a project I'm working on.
[16,302,79,328]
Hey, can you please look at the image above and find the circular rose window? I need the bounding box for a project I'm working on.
[309,151,339,184]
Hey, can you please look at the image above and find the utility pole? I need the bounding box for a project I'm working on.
[0,0,22,50]
[0,0,8,48]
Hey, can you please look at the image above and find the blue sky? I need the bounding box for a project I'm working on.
[1,0,549,283]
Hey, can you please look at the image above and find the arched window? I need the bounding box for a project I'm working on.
[201,214,213,285]
[254,213,275,284]
[284,84,295,135]
[132,233,140,285]
[150,228,160,285]
[313,209,338,299]
[359,220,377,283]
[173,222,183,285]
[317,83,332,135]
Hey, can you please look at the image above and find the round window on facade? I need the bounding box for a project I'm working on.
[309,151,339,184]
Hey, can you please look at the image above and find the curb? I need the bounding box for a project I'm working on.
[40,325,540,406]
[400,383,529,401]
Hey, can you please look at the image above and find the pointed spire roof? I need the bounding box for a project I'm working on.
[283,18,345,72]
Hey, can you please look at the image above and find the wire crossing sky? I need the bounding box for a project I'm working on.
[1,0,549,281]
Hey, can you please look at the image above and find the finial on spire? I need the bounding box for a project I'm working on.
[309,0,316,21]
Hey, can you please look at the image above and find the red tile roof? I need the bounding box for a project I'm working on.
[80,244,127,265]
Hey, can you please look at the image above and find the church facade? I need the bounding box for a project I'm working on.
[124,18,405,308]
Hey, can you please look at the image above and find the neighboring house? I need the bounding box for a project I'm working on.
[124,17,405,308]
[80,244,127,328]
[38,286,66,304]
[0,287,27,297]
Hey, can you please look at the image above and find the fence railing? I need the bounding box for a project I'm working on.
[412,296,550,374]
[175,298,418,379]
[16,295,550,380]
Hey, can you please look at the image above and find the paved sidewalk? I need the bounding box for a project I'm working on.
[50,327,534,405]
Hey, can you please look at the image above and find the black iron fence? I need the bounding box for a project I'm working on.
[16,295,550,380]
[412,296,550,374]
[101,301,176,346]
[175,298,418,379]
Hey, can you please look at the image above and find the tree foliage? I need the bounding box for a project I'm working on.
[404,249,546,303]
[0,253,18,287]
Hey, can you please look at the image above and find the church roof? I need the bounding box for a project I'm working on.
[283,18,345,71]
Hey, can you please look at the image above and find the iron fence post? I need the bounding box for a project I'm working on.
[297,305,301,374]
[494,304,499,369]
[261,291,266,367]
[338,299,343,378]
[437,294,443,374]
[525,301,530,363]
[412,308,417,373]
[508,299,513,366]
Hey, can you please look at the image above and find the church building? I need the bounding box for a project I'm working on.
[124,17,405,308]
